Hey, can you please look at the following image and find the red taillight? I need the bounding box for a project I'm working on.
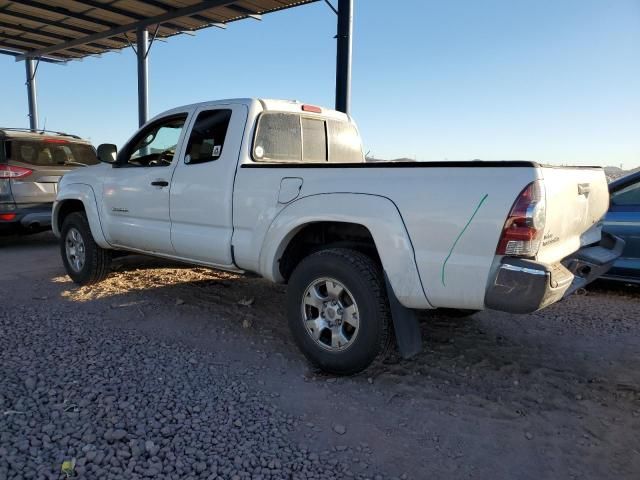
[496,181,546,256]
[44,138,68,144]
[302,104,322,113]
[0,213,17,221]
[0,165,33,178]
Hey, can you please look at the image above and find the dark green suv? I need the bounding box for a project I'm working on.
[0,128,98,235]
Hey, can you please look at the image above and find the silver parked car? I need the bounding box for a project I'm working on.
[0,128,98,234]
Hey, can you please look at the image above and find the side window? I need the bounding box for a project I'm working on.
[301,118,327,162]
[327,120,364,163]
[253,113,301,162]
[184,109,232,165]
[611,181,640,206]
[122,114,187,167]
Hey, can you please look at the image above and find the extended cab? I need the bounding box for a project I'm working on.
[53,98,623,374]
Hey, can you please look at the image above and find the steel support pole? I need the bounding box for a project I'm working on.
[335,0,353,115]
[136,27,149,127]
[25,58,39,130]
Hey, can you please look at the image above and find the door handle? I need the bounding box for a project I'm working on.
[151,180,169,187]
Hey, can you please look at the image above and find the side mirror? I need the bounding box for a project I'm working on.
[97,143,118,164]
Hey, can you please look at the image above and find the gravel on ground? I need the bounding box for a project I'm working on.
[1,232,639,479]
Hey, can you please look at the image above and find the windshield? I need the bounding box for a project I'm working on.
[6,139,98,167]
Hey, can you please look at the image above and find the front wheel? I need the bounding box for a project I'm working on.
[60,212,112,285]
[286,248,392,375]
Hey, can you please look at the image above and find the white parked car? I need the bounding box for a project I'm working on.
[53,98,623,374]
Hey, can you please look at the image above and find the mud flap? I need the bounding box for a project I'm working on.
[384,274,422,359]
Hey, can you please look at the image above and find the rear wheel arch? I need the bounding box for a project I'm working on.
[259,193,431,310]
[278,221,380,282]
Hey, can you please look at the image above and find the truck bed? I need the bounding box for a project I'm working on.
[234,160,609,310]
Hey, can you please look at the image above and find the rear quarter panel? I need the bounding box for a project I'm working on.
[255,193,429,309]
[233,162,537,310]
[387,166,537,309]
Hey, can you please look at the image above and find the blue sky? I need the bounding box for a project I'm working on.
[1,0,638,168]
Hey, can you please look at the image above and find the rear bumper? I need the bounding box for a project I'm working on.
[0,203,52,233]
[485,232,625,314]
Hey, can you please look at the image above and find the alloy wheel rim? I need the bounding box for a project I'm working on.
[301,277,360,351]
[65,227,86,273]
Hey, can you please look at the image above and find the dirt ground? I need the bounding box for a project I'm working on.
[1,231,639,479]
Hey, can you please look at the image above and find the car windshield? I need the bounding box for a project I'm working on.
[7,139,98,167]
[611,179,640,206]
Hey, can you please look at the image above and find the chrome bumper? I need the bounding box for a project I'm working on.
[485,232,625,314]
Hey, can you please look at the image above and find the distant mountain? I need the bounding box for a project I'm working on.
[604,166,640,182]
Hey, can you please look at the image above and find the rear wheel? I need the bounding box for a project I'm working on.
[286,248,391,375]
[60,212,111,285]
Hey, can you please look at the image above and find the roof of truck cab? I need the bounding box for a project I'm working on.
[150,98,351,123]
[260,99,350,121]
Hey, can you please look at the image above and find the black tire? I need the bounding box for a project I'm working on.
[60,212,111,285]
[286,248,392,375]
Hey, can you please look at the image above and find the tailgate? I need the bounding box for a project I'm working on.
[537,166,609,264]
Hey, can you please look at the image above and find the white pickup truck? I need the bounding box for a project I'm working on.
[53,98,623,374]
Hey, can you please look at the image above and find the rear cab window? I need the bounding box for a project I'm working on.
[326,120,363,164]
[252,112,363,163]
[6,139,98,167]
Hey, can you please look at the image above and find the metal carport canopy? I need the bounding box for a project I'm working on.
[0,0,353,128]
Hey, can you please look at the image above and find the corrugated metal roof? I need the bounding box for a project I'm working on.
[0,0,318,61]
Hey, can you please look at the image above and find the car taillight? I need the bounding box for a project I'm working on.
[496,180,546,257]
[0,213,17,221]
[0,165,33,178]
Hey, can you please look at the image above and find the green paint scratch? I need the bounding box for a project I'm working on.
[441,193,489,287]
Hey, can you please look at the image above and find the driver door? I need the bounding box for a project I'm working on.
[101,112,189,253]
